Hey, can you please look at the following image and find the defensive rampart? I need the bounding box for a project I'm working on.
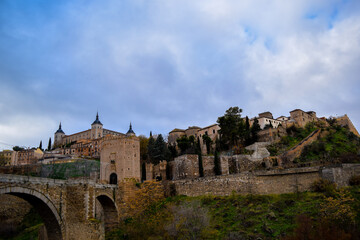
[169,164,360,196]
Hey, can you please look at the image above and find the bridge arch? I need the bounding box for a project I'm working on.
[96,193,119,232]
[0,186,63,240]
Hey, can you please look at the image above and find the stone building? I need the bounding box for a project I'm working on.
[168,124,220,154]
[251,113,283,129]
[100,133,140,184]
[13,148,44,165]
[0,150,14,166]
[289,109,317,127]
[54,113,124,147]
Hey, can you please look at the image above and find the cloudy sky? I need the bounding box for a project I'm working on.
[1,0,359,149]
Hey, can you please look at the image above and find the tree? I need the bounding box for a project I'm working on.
[139,135,149,162]
[214,151,221,175]
[13,146,24,151]
[198,153,204,177]
[217,106,245,150]
[141,162,147,181]
[250,118,261,143]
[202,134,212,154]
[245,116,252,146]
[177,135,191,154]
[264,121,273,129]
[168,144,178,160]
[47,137,52,151]
[147,131,156,162]
[152,134,170,164]
[39,140,42,150]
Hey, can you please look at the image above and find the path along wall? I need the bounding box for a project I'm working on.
[169,164,360,197]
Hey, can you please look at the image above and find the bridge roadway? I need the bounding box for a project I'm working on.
[0,174,129,240]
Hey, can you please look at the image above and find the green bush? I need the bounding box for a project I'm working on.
[349,175,360,186]
[310,179,336,194]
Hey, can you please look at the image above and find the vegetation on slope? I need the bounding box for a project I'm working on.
[107,181,360,240]
[0,208,43,240]
[267,123,318,156]
[267,122,360,165]
[299,125,360,163]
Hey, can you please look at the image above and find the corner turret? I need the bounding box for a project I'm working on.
[126,122,136,136]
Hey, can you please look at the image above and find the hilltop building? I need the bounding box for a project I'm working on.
[169,109,359,148]
[12,148,44,165]
[168,124,220,154]
[54,113,125,147]
[0,150,14,166]
[51,113,136,160]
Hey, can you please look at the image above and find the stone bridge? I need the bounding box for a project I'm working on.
[0,174,136,240]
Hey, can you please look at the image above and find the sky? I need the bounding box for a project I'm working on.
[0,0,360,150]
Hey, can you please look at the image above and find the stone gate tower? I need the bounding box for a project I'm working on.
[100,125,140,184]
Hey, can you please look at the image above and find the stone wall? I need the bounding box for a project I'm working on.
[169,164,360,197]
[171,154,199,180]
[225,155,263,174]
[257,126,287,142]
[336,114,360,137]
[202,156,215,177]
[0,160,100,180]
[145,161,167,180]
[280,129,321,164]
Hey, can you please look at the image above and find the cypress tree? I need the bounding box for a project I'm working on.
[214,151,221,175]
[39,140,42,150]
[147,134,155,163]
[141,162,146,182]
[47,137,52,151]
[250,118,261,143]
[152,134,169,164]
[198,153,204,177]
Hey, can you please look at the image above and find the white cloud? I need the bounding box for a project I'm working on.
[1,0,360,146]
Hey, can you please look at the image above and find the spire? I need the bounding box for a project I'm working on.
[126,122,135,136]
[55,122,65,134]
[92,111,103,125]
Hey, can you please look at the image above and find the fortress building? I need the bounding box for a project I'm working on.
[54,113,125,147]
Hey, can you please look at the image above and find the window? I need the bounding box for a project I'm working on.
[213,129,215,134]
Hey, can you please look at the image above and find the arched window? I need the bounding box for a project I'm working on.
[109,173,117,184]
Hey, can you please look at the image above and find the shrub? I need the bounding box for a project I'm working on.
[349,175,360,186]
[310,179,336,194]
[320,189,355,227]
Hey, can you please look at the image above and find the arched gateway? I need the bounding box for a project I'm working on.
[0,187,63,240]
[96,194,119,232]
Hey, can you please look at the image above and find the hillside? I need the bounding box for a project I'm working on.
[266,123,360,166]
[107,182,360,240]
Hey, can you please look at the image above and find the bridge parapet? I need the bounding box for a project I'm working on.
[0,174,124,240]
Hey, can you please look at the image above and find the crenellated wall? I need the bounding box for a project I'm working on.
[168,164,360,197]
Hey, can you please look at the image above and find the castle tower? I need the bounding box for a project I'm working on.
[126,122,136,137]
[91,112,103,139]
[54,122,65,147]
